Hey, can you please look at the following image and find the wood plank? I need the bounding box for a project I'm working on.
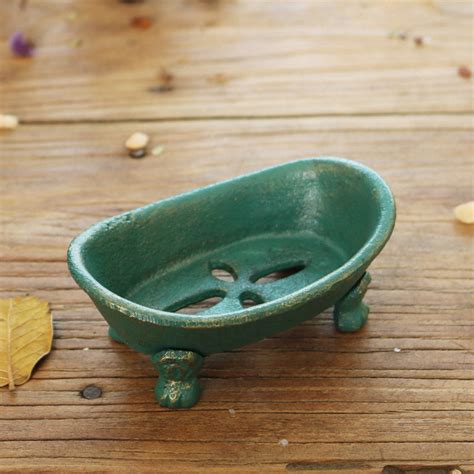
[1,115,473,471]
[1,0,473,121]
[1,441,473,473]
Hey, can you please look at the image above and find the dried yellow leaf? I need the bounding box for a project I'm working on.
[0,296,53,390]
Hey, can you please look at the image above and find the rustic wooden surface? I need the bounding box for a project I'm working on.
[1,0,473,472]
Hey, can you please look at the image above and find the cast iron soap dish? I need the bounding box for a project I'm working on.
[68,158,396,408]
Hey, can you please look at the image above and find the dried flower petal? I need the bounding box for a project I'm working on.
[10,31,35,57]
[458,66,472,79]
[151,145,165,156]
[130,16,153,29]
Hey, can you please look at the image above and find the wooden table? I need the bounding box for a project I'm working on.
[1,1,473,472]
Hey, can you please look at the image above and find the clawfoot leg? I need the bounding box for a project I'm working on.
[151,350,204,409]
[333,272,371,332]
[108,326,125,344]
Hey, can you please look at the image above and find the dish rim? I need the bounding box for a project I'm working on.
[67,157,396,328]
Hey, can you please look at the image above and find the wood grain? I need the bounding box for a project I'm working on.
[0,0,473,121]
[0,115,473,471]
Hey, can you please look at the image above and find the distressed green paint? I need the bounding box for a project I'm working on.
[333,271,371,332]
[68,158,396,408]
[151,350,203,408]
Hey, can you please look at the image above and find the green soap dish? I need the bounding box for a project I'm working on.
[68,158,396,408]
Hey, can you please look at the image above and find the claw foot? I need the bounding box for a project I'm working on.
[151,349,203,409]
[333,272,371,332]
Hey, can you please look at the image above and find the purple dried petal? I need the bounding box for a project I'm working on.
[10,32,35,57]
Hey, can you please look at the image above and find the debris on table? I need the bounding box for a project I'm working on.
[69,38,83,48]
[125,132,150,158]
[0,296,53,390]
[151,145,165,156]
[130,16,153,29]
[278,438,289,447]
[387,30,407,40]
[454,201,474,224]
[0,114,19,130]
[413,36,424,47]
[9,31,35,57]
[393,347,401,353]
[149,68,175,93]
[228,408,236,416]
[458,65,472,79]
[65,11,78,22]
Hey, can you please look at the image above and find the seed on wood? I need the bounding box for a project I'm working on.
[81,385,102,400]
[130,16,153,29]
[458,66,472,79]
[414,36,423,46]
[125,132,149,151]
[151,145,165,156]
[0,114,19,130]
[454,201,474,224]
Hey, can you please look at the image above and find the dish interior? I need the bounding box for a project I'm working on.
[78,160,384,316]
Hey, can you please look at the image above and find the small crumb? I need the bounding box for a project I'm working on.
[450,469,462,474]
[228,408,236,416]
[0,114,19,130]
[414,36,423,46]
[393,347,401,353]
[130,16,153,29]
[388,30,407,40]
[125,132,150,151]
[65,11,78,21]
[156,67,174,92]
[70,38,83,48]
[458,65,472,79]
[278,438,289,447]
[9,31,35,57]
[151,145,165,156]
[210,73,229,85]
[454,201,474,224]
[83,347,89,351]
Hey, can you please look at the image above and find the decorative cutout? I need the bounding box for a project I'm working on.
[209,262,237,282]
[168,291,226,315]
[239,291,264,309]
[252,263,305,285]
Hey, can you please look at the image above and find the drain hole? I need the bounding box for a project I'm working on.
[239,291,264,309]
[210,262,237,282]
[252,263,305,285]
[168,291,225,315]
